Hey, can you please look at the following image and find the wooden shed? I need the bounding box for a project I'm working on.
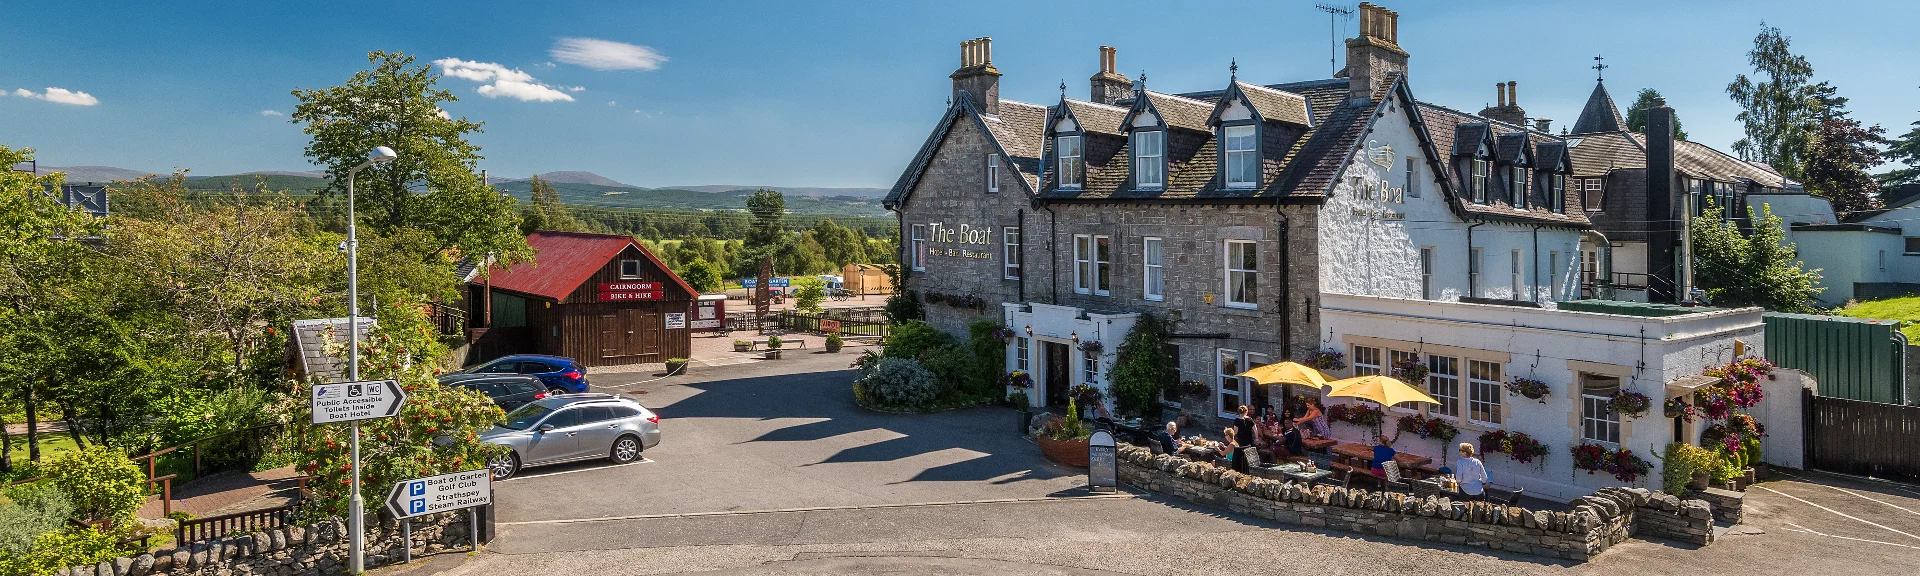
[842,263,894,295]
[469,231,697,368]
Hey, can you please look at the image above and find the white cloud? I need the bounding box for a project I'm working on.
[550,38,667,71]
[566,86,586,92]
[260,110,284,116]
[432,58,575,102]
[14,87,98,106]
[434,107,452,120]
[607,100,617,107]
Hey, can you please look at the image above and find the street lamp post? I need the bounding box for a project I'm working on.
[346,145,396,574]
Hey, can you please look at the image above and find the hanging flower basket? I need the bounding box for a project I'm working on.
[1299,348,1347,371]
[1572,443,1651,483]
[1328,403,1384,428]
[1478,429,1549,464]
[989,327,1019,340]
[1396,414,1459,442]
[1002,370,1033,388]
[1608,390,1652,418]
[1077,340,1104,353]
[1391,357,1430,383]
[1505,377,1550,403]
[1664,397,1695,421]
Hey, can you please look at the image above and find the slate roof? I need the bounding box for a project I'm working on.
[1233,82,1314,127]
[1132,90,1216,132]
[982,100,1049,186]
[1450,123,1491,156]
[1495,132,1533,164]
[1060,99,1129,136]
[482,231,696,302]
[1564,131,1788,188]
[1417,101,1590,226]
[1563,132,1645,176]
[1570,81,1626,135]
[1535,141,1569,173]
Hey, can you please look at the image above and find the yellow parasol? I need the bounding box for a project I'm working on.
[1234,361,1330,389]
[1323,374,1440,406]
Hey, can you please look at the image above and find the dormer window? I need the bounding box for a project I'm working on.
[1471,158,1490,203]
[1056,135,1083,189]
[1548,173,1565,212]
[1223,125,1258,188]
[1508,165,1529,207]
[986,154,1000,193]
[1133,130,1164,188]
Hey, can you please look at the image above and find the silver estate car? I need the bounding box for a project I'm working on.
[481,393,661,480]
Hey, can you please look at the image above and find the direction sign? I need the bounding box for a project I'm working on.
[311,380,407,424]
[385,469,492,520]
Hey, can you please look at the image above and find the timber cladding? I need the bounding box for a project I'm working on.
[480,231,697,368]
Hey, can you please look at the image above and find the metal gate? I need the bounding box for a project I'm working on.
[1765,313,1907,404]
[1804,389,1920,483]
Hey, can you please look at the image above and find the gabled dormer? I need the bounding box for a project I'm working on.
[1534,141,1573,212]
[1048,102,1087,190]
[1206,81,1314,190]
[1120,93,1169,190]
[1495,132,1535,208]
[1451,123,1497,204]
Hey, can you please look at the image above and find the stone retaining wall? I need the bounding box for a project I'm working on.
[1116,445,1713,561]
[1685,487,1745,525]
[56,510,474,576]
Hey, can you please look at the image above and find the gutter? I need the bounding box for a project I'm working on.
[1043,202,1060,305]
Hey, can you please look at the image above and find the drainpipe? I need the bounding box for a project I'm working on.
[1043,202,1060,305]
[1276,200,1292,357]
[1531,225,1543,303]
[1466,222,1485,298]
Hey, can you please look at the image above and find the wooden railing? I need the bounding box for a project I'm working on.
[429,301,468,337]
[130,424,285,517]
[176,502,300,545]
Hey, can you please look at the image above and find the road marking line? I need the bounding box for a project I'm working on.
[1778,469,1920,497]
[1775,470,1920,515]
[498,493,1134,526]
[499,458,653,482]
[1757,485,1920,542]
[1781,522,1920,551]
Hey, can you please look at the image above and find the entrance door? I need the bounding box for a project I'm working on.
[1044,341,1071,408]
[618,308,661,360]
[599,313,626,360]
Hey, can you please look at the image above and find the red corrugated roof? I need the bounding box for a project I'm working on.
[481,231,695,302]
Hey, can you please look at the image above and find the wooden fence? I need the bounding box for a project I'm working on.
[176,502,301,545]
[773,310,889,338]
[1805,390,1920,483]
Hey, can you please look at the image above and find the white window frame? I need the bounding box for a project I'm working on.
[910,224,927,271]
[1471,158,1490,203]
[1217,348,1244,418]
[1083,348,1099,384]
[1003,226,1021,280]
[1420,246,1435,300]
[1509,165,1528,206]
[1469,247,1483,298]
[986,154,1000,193]
[1511,249,1523,299]
[1406,157,1420,198]
[1350,345,1382,377]
[1223,125,1258,188]
[1057,135,1083,189]
[1466,360,1504,425]
[1016,337,1030,372]
[1387,350,1421,413]
[1549,173,1565,212]
[1225,240,1258,309]
[1073,234,1092,294]
[1143,236,1164,301]
[1094,235,1111,296]
[1583,178,1604,212]
[1426,355,1460,418]
[1133,130,1165,189]
[619,259,642,279]
[1579,373,1622,445]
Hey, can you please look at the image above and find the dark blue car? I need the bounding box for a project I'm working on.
[463,354,591,394]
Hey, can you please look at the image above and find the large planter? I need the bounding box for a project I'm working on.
[825,340,843,353]
[665,360,688,376]
[764,350,782,360]
[1036,434,1090,468]
[1689,471,1711,491]
[1017,408,1032,435]
[734,342,752,353]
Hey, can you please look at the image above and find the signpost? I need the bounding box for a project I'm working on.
[385,469,492,558]
[1087,431,1117,493]
[820,319,841,334]
[310,380,407,424]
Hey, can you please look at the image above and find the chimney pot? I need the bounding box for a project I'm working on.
[1534,118,1552,133]
[1496,83,1506,108]
[1507,81,1517,107]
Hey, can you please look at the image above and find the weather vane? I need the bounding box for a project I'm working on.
[1592,55,1607,81]
[1229,58,1238,80]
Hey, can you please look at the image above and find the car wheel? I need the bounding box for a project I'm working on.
[489,452,520,481]
[610,435,642,464]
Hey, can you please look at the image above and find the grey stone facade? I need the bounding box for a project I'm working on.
[894,117,1030,337]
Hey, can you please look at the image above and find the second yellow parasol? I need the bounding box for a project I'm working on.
[1234,361,1330,389]
[1323,374,1440,406]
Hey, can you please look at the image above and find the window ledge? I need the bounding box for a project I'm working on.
[1143,295,1164,302]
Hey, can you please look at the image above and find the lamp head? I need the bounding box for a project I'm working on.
[368,146,398,164]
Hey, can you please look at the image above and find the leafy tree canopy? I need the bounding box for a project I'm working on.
[1727,24,1830,180]
[1625,88,1688,140]
[1691,204,1823,312]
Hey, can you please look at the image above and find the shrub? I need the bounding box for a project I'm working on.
[854,357,940,408]
[1659,442,1719,494]
[920,344,976,396]
[825,333,843,347]
[0,526,124,576]
[1110,313,1176,418]
[882,283,922,324]
[40,446,144,525]
[768,335,784,349]
[0,484,74,554]
[965,321,1008,395]
[791,276,826,314]
[1047,400,1092,441]
[882,320,952,360]
[1007,390,1030,408]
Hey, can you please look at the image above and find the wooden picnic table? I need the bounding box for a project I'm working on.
[1330,443,1433,475]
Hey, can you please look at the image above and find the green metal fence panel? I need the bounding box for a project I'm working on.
[1764,312,1907,404]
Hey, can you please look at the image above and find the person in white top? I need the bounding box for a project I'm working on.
[1456,442,1490,499]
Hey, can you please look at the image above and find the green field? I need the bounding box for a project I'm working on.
[1835,296,1920,340]
[176,174,891,219]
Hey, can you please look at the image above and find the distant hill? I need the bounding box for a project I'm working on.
[666,185,888,198]
[242,170,328,179]
[38,165,161,183]
[493,180,889,219]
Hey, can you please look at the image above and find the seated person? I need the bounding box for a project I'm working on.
[1279,422,1305,461]
[1253,409,1283,454]
[1151,421,1182,455]
[1369,434,1398,476]
[1218,427,1247,472]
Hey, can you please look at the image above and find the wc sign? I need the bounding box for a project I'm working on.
[385,469,492,520]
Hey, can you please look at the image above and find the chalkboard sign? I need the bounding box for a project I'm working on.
[1088,430,1117,492]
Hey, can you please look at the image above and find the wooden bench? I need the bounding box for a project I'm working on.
[1301,437,1338,453]
[749,338,808,351]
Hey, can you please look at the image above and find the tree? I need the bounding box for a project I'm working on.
[1625,88,1688,140]
[1727,25,1828,180]
[520,175,583,233]
[1801,114,1888,213]
[1881,88,1920,188]
[1690,205,1823,312]
[679,258,724,293]
[790,277,825,314]
[806,219,867,268]
[744,189,787,250]
[1109,313,1178,418]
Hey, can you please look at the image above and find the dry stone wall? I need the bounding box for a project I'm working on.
[1115,444,1712,561]
[57,511,474,576]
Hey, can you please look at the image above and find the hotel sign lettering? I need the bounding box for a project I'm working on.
[1352,139,1406,220]
[925,222,995,259]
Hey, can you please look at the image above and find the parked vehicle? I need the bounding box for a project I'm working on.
[461,354,590,394]
[438,373,548,411]
[481,394,661,480]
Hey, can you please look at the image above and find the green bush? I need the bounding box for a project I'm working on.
[920,344,975,396]
[854,357,940,408]
[882,320,952,360]
[0,526,124,576]
[791,276,826,314]
[1109,313,1176,418]
[1048,400,1092,441]
[40,446,144,525]
[0,484,74,554]
[883,291,922,324]
[965,321,1007,395]
[1659,442,1719,495]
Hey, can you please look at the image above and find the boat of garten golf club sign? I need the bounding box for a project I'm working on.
[599,281,664,302]
[926,222,994,259]
[384,469,492,519]
[310,380,407,424]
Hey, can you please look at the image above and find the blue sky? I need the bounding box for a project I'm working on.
[4,0,1916,188]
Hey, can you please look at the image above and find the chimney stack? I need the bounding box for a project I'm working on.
[1496,83,1507,108]
[1088,46,1132,105]
[1506,81,1517,109]
[1534,117,1552,133]
[1344,3,1409,102]
[1478,80,1527,125]
[1645,96,1681,303]
[951,37,1002,115]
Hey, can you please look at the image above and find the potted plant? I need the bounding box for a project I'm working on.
[1659,442,1719,493]
[1034,400,1093,467]
[768,334,784,349]
[825,333,844,353]
[1505,377,1551,403]
[733,340,753,353]
[665,357,689,376]
[1608,390,1652,418]
[1008,390,1032,434]
[1663,397,1693,420]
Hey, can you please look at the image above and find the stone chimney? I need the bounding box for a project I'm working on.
[951,37,1001,115]
[1534,118,1552,133]
[1478,81,1526,125]
[1645,96,1681,303]
[1089,46,1131,105]
[1345,2,1408,102]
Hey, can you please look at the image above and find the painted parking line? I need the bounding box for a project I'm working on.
[1781,522,1920,551]
[1756,485,1920,542]
[496,493,1134,527]
[498,458,653,483]
[1775,471,1920,517]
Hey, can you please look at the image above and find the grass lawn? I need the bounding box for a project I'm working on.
[1835,296,1920,340]
[3,431,82,463]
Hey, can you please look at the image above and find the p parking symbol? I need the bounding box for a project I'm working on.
[409,499,425,514]
[410,482,425,497]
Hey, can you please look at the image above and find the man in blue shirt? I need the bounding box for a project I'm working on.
[1369,434,1397,476]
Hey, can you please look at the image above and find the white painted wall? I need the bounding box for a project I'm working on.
[1318,293,1765,502]
[1754,368,1813,470]
[1004,302,1135,412]
[1317,100,1583,304]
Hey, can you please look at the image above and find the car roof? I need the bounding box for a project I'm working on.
[493,354,577,364]
[532,393,645,410]
[439,373,542,385]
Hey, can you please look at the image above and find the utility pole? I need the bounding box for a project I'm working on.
[1315,4,1354,77]
[345,146,396,574]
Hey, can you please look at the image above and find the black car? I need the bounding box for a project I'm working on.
[439,373,549,411]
